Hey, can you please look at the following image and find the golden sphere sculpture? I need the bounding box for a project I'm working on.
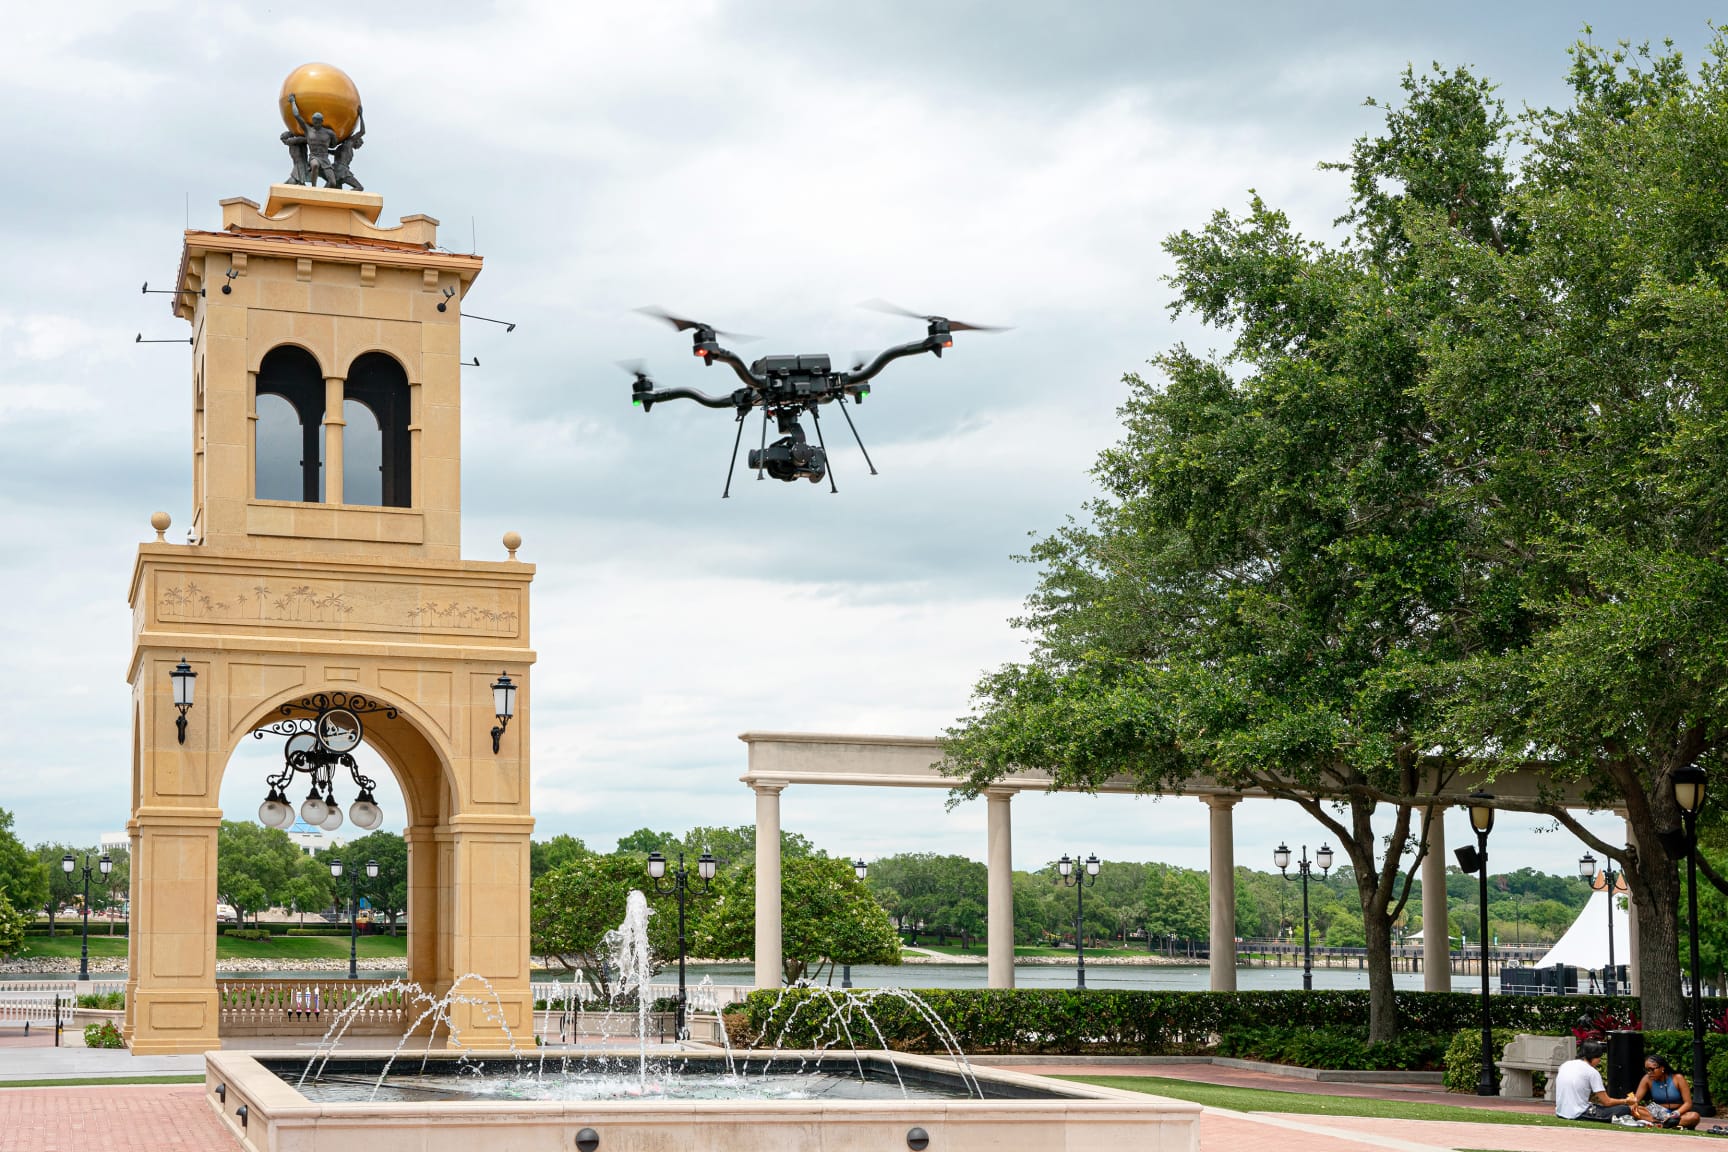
[278,63,361,140]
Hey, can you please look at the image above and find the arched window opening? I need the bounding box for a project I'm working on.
[344,352,411,508]
[255,345,324,502]
[343,398,384,507]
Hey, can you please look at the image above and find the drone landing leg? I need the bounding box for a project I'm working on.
[721,411,747,499]
[836,396,878,476]
[756,407,770,481]
[809,405,838,494]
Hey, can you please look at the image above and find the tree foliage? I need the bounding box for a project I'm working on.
[216,821,307,925]
[530,853,677,998]
[0,892,25,958]
[697,855,900,984]
[0,809,47,917]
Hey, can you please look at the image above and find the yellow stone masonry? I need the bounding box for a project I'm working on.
[127,185,534,1055]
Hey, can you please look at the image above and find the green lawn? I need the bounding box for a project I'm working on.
[20,934,408,961]
[1064,1076,1703,1134]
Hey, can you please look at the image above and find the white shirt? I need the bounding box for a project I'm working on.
[1553,1058,1605,1119]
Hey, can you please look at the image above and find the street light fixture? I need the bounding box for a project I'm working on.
[329,857,379,980]
[1275,842,1332,991]
[1055,853,1101,990]
[490,672,518,754]
[841,859,869,988]
[1575,849,1623,997]
[647,850,715,1039]
[61,852,113,981]
[1455,791,1496,1097]
[1672,763,1716,1117]
[170,659,196,744]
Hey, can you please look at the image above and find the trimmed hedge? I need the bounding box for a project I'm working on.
[1219,1025,1447,1071]
[737,989,1724,1057]
[222,928,271,941]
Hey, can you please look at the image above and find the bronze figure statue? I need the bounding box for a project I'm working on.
[282,94,364,190]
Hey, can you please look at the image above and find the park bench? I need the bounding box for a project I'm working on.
[1498,1033,1576,1100]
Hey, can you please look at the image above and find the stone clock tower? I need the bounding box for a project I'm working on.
[124,173,535,1054]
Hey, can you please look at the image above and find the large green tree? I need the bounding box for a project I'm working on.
[0,809,47,919]
[530,853,677,999]
[698,855,901,984]
[216,821,303,926]
[941,64,1524,1041]
[0,892,25,959]
[1410,34,1728,1028]
[32,842,80,937]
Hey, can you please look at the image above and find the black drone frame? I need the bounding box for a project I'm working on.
[629,304,1002,497]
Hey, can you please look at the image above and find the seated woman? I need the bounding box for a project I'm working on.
[1633,1054,1701,1129]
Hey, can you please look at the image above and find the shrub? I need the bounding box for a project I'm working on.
[1444,1028,1519,1094]
[737,989,1698,1057]
[84,1020,125,1049]
[223,928,271,941]
[76,992,125,1010]
[1219,1026,1446,1071]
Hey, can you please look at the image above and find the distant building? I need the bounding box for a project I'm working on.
[99,832,129,852]
[285,820,344,855]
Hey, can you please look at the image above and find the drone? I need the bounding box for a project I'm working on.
[628,302,1005,496]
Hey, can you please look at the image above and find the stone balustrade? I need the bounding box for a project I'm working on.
[218,979,409,1036]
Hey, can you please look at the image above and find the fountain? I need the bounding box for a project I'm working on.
[204,891,1201,1150]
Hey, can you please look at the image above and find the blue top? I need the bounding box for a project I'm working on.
[1650,1074,1683,1107]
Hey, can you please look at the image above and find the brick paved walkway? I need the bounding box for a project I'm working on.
[0,1086,235,1152]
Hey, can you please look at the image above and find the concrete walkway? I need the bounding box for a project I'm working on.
[0,1045,204,1082]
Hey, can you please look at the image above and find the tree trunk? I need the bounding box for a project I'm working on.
[46,907,55,939]
[1362,909,1399,1044]
[1625,817,1684,1029]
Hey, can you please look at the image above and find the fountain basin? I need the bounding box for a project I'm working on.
[205,1048,1201,1151]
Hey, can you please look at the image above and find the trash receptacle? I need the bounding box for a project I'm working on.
[1606,1030,1645,1098]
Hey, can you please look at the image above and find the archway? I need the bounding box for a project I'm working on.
[126,654,533,1055]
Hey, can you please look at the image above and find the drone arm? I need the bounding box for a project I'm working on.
[847,337,938,386]
[639,385,743,410]
[704,346,764,390]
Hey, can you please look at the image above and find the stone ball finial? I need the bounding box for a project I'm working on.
[150,511,171,542]
[503,530,522,560]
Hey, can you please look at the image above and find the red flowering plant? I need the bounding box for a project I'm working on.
[1572,1010,1642,1042]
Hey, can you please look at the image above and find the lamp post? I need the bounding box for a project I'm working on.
[170,659,196,744]
[60,853,112,982]
[1673,764,1716,1116]
[843,859,868,989]
[1274,842,1333,991]
[1455,792,1496,1097]
[648,850,716,1040]
[1576,849,1620,997]
[1055,853,1100,989]
[328,858,379,980]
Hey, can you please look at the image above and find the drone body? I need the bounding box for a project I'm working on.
[629,304,1003,496]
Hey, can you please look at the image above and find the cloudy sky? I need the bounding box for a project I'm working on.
[3,2,1714,876]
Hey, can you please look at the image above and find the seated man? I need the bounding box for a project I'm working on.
[1553,1040,1632,1123]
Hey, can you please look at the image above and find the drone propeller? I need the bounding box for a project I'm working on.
[634,307,759,342]
[861,299,1009,333]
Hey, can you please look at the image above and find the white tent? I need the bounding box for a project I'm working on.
[1536,888,1632,970]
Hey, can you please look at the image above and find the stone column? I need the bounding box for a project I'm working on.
[986,788,1015,989]
[323,374,345,504]
[754,782,786,990]
[1423,811,1451,992]
[1204,795,1240,991]
[1625,817,1641,996]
